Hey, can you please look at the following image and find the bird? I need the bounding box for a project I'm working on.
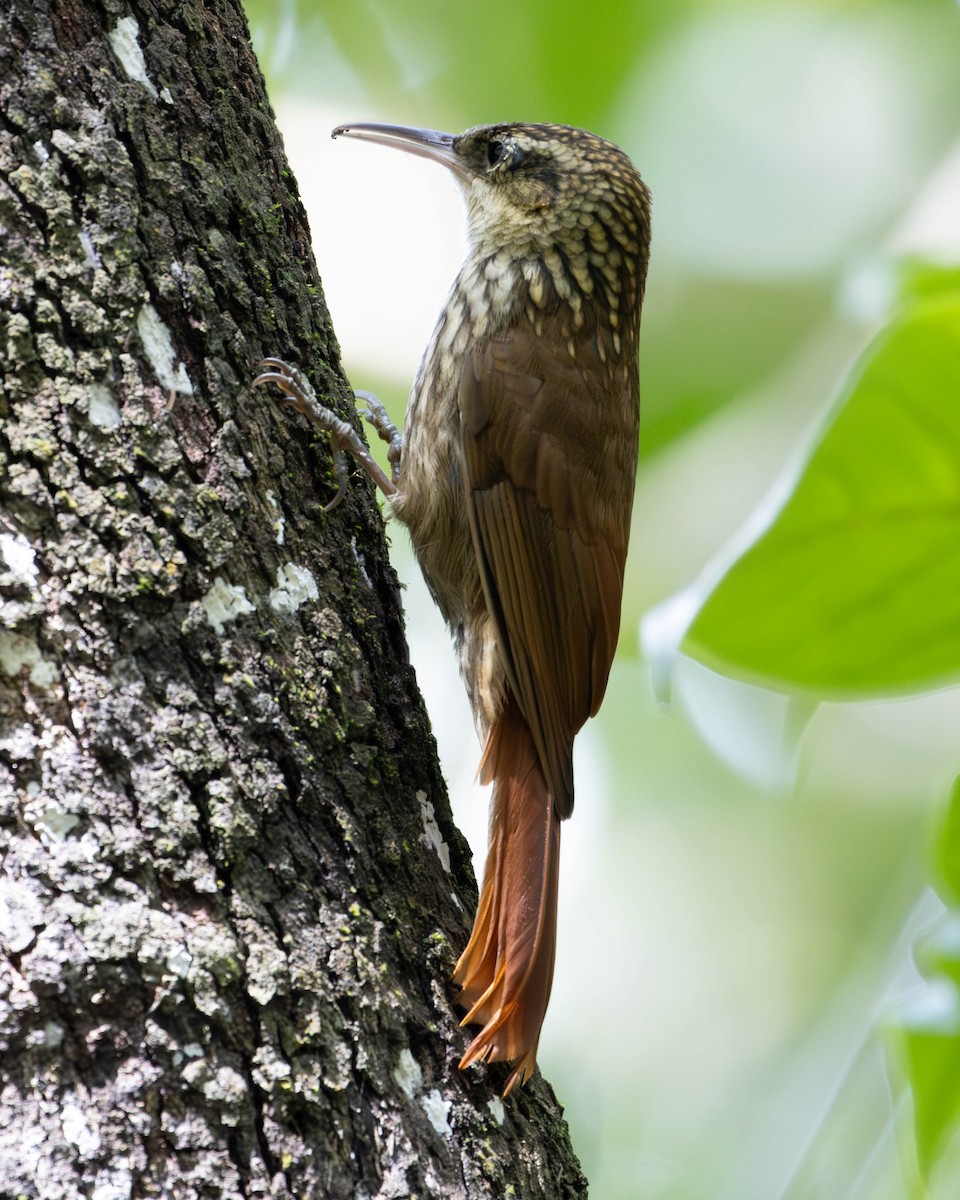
[255,121,651,1094]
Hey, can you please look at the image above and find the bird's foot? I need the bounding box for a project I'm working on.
[254,358,397,510]
[355,389,403,484]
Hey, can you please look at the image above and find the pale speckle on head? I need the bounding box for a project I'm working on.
[450,123,650,349]
[331,119,651,1094]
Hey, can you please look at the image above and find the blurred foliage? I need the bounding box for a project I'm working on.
[246,0,960,1196]
[888,778,960,1188]
[675,261,960,1191]
[245,0,680,131]
[685,292,960,694]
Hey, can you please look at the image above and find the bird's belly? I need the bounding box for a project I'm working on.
[393,402,501,733]
[393,402,477,625]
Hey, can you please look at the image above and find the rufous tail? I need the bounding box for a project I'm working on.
[452,694,561,1095]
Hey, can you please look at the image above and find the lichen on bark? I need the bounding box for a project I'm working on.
[0,1,587,1197]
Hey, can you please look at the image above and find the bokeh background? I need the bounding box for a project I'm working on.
[243,1,960,1195]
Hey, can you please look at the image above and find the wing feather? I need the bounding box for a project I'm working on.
[459,314,638,817]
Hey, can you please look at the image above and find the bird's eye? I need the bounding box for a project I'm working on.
[485,139,527,173]
[486,139,506,168]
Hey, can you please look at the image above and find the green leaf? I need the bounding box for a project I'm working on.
[895,1008,960,1179]
[899,259,960,308]
[890,779,960,1180]
[684,295,960,694]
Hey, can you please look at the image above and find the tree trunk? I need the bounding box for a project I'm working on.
[0,2,586,1196]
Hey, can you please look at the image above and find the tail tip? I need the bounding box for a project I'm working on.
[457,1028,539,1097]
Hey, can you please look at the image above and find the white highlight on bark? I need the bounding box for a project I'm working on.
[393,1048,423,1099]
[417,791,451,874]
[136,303,194,395]
[108,16,158,98]
[206,1065,247,1115]
[165,946,193,978]
[79,229,103,271]
[61,1097,101,1155]
[0,531,38,581]
[246,938,287,1004]
[30,802,80,843]
[268,563,318,615]
[51,129,78,156]
[0,878,45,952]
[201,576,255,633]
[44,1021,65,1048]
[32,140,49,162]
[265,491,285,545]
[420,1089,452,1136]
[0,632,58,688]
[350,535,374,590]
[91,1165,134,1200]
[487,1097,506,1126]
[87,384,122,429]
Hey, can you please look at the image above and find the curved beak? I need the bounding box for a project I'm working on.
[331,123,470,183]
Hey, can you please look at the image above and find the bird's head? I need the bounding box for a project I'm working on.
[332,121,651,273]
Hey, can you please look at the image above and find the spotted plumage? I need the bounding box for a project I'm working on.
[259,121,651,1094]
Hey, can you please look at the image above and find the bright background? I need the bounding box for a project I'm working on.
[244,2,960,1195]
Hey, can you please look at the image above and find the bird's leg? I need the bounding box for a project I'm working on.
[355,389,403,485]
[254,359,397,510]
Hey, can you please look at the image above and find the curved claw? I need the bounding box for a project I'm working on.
[253,357,298,387]
[253,370,292,392]
[253,360,314,416]
[354,387,404,482]
[254,356,398,502]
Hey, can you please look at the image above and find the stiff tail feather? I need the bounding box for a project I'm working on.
[452,694,561,1095]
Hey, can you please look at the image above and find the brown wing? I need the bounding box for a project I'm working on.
[458,314,638,818]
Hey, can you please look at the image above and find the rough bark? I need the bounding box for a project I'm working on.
[0,2,587,1197]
